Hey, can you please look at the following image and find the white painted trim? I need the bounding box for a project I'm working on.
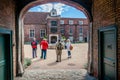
[49,34,59,44]
[29,29,35,38]
[40,29,46,38]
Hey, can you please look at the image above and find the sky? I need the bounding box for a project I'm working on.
[29,3,86,18]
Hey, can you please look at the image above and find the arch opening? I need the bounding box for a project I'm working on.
[17,0,92,77]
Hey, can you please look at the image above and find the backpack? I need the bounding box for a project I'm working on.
[57,43,63,50]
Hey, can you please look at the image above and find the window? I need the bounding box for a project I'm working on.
[79,21,83,25]
[60,20,64,24]
[60,28,64,34]
[69,28,73,35]
[29,29,35,38]
[79,28,83,35]
[40,29,46,38]
[69,20,73,25]
[51,21,57,26]
[79,36,83,41]
[51,27,57,33]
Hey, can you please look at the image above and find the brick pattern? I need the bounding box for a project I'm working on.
[92,0,119,78]
[0,0,16,76]
[24,12,89,43]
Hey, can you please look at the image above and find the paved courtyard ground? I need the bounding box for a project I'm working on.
[14,43,96,80]
[24,43,88,69]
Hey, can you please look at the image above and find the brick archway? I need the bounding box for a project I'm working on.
[20,0,91,21]
[18,0,92,76]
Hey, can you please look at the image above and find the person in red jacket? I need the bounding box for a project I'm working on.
[31,38,37,58]
[40,38,48,59]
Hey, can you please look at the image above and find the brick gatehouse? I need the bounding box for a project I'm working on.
[0,0,120,80]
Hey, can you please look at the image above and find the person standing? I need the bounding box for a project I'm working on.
[66,39,72,58]
[31,38,37,58]
[55,40,64,62]
[40,38,48,59]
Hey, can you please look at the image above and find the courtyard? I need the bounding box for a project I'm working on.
[14,43,96,80]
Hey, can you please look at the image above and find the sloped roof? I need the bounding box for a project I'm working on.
[24,12,49,24]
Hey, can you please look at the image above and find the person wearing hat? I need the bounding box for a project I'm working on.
[40,38,48,59]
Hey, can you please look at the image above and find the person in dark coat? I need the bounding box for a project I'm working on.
[31,38,37,58]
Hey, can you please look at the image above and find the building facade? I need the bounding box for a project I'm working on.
[24,8,89,44]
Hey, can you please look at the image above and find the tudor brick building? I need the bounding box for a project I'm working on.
[1,0,120,80]
[24,8,89,44]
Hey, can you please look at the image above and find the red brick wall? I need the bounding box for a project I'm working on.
[24,24,46,43]
[92,0,119,78]
[0,0,16,76]
[24,17,89,43]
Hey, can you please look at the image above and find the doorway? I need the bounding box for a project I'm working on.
[0,28,13,80]
[99,25,117,80]
[51,36,57,44]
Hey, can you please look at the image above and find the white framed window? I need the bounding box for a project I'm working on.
[60,20,64,24]
[69,36,73,42]
[40,29,46,38]
[29,29,35,38]
[79,28,83,35]
[69,28,73,35]
[79,21,83,25]
[79,36,83,41]
[60,28,64,34]
[69,20,73,25]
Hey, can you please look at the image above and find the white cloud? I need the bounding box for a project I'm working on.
[37,3,70,15]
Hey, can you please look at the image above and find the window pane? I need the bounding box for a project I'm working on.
[79,28,82,33]
[51,27,57,33]
[79,21,83,25]
[40,30,46,38]
[60,20,64,24]
[51,21,57,26]
[69,20,73,25]
[30,30,35,38]
[60,28,64,34]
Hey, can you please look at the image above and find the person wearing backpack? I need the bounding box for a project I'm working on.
[31,38,37,58]
[55,39,64,62]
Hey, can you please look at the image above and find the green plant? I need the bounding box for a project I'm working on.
[61,36,66,40]
[23,58,32,68]
[84,63,88,69]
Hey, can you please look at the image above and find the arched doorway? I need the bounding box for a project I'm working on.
[18,0,92,78]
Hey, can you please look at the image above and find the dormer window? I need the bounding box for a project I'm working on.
[50,8,57,16]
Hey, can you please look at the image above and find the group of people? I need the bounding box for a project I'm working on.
[31,38,72,62]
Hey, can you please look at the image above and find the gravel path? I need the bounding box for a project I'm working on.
[15,69,87,80]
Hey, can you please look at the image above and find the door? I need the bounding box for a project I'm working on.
[100,28,116,80]
[0,29,13,80]
[0,34,6,80]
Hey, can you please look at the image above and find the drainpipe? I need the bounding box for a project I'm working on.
[17,17,24,76]
[88,22,93,74]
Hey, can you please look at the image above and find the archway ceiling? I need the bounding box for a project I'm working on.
[15,0,92,20]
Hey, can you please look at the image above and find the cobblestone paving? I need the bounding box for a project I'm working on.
[15,69,87,80]
[15,43,96,80]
